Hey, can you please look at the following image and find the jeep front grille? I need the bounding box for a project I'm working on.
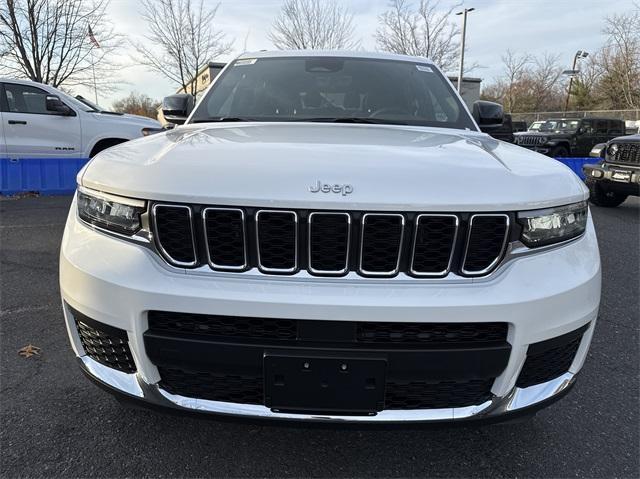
[151,206,512,278]
[516,135,546,146]
[610,143,640,165]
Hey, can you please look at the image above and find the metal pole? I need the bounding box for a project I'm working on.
[457,9,468,94]
[91,50,98,105]
[564,53,578,113]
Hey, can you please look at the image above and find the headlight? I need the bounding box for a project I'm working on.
[606,143,619,158]
[518,202,588,247]
[77,187,145,235]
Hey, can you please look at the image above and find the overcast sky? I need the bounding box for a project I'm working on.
[86,0,637,107]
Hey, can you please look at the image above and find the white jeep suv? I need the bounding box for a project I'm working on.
[60,51,601,423]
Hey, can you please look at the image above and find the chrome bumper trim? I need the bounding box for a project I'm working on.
[78,356,575,423]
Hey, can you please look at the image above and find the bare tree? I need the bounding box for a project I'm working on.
[597,8,640,109]
[528,53,563,111]
[133,0,233,96]
[0,0,123,90]
[375,0,460,72]
[269,0,359,50]
[112,91,160,118]
[500,49,531,112]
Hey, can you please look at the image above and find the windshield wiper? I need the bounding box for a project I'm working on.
[191,117,256,123]
[303,117,408,125]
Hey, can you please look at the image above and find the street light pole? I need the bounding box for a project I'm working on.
[564,50,589,112]
[456,7,475,94]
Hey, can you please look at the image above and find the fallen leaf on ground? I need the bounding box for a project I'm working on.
[18,345,41,358]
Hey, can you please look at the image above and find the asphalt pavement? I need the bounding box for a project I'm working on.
[1,195,638,478]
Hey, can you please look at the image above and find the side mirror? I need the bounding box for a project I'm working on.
[162,94,194,125]
[472,100,504,127]
[46,95,74,116]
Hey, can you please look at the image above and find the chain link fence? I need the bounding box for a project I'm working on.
[511,109,640,126]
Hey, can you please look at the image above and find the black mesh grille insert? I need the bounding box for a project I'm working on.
[516,327,586,388]
[463,215,508,274]
[154,205,196,265]
[158,368,495,409]
[357,322,508,345]
[75,316,136,373]
[148,311,298,340]
[204,208,246,269]
[159,367,263,404]
[257,211,297,271]
[309,213,350,274]
[360,214,404,274]
[411,215,458,275]
[385,379,494,409]
[612,142,640,165]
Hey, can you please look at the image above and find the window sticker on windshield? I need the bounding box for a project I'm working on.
[235,58,257,66]
[416,65,433,72]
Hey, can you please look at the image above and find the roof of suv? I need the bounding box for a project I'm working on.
[237,50,434,65]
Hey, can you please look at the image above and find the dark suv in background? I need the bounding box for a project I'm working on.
[514,118,625,157]
[584,134,640,207]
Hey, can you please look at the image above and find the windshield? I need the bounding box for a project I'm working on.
[190,56,476,130]
[74,95,108,112]
[544,120,580,132]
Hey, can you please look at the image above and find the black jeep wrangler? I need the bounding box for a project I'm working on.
[583,134,640,207]
[513,118,625,157]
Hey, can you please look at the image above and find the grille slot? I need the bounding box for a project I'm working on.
[357,322,508,345]
[308,212,351,275]
[410,214,458,276]
[256,210,298,273]
[148,311,298,340]
[359,213,405,276]
[74,315,136,373]
[462,214,509,276]
[153,205,197,266]
[516,326,587,388]
[203,208,247,270]
[611,142,640,165]
[159,367,263,404]
[385,379,494,409]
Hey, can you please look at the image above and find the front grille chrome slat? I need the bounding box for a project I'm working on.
[461,214,510,276]
[308,212,351,276]
[152,204,197,267]
[410,214,459,277]
[202,207,247,271]
[359,213,405,277]
[255,210,298,274]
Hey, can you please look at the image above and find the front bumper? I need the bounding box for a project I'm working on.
[60,200,601,423]
[583,163,640,195]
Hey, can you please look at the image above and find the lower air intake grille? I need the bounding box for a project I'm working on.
[147,311,298,340]
[159,367,263,404]
[74,314,136,374]
[356,322,508,345]
[153,205,196,266]
[462,214,509,275]
[516,325,587,388]
[385,379,494,409]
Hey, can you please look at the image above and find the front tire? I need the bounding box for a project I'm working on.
[550,145,569,157]
[586,178,628,207]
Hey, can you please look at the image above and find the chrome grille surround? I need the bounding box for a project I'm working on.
[409,214,459,277]
[151,204,197,268]
[202,207,248,271]
[461,214,510,276]
[358,213,405,277]
[255,209,299,274]
[307,212,352,276]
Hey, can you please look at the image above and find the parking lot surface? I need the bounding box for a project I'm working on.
[1,195,638,478]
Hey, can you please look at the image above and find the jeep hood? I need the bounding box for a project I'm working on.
[81,123,587,211]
